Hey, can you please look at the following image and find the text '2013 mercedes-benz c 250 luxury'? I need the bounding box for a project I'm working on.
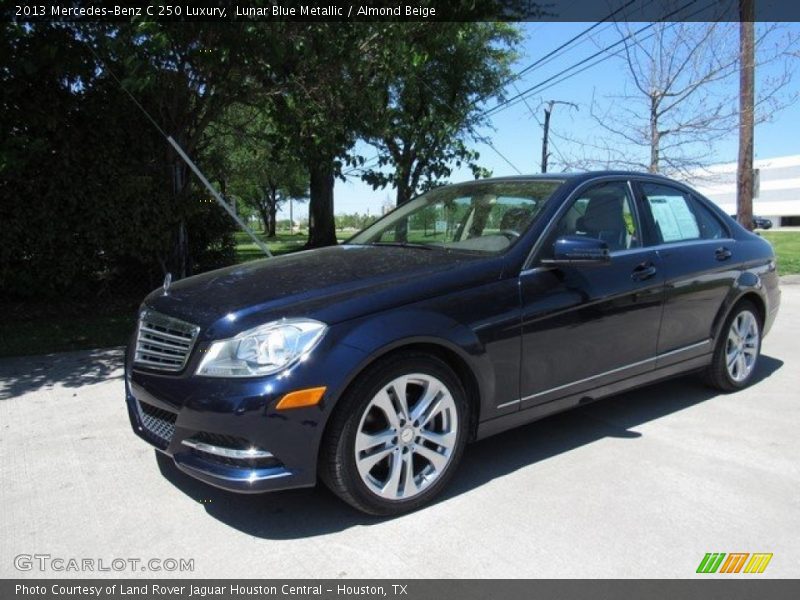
[125,172,780,515]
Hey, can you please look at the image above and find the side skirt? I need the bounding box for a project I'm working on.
[475,353,712,441]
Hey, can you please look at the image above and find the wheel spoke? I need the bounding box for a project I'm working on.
[401,452,417,496]
[371,389,401,430]
[727,351,738,371]
[356,429,394,454]
[411,381,444,424]
[414,444,448,472]
[388,377,411,421]
[736,353,747,379]
[356,446,393,478]
[382,451,403,498]
[741,313,753,337]
[418,428,456,450]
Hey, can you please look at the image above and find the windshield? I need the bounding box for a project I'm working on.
[347,180,564,254]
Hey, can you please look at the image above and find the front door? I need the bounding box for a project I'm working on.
[518,179,665,409]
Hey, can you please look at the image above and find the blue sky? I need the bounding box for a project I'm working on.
[281,21,800,220]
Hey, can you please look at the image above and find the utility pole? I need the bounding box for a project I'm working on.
[737,0,755,231]
[541,100,577,173]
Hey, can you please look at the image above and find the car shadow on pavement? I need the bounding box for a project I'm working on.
[156,355,783,538]
[0,347,124,401]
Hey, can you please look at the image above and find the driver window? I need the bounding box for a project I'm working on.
[546,181,640,256]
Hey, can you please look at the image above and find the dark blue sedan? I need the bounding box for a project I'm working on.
[125,172,780,515]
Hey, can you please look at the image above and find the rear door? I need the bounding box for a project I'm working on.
[633,180,738,367]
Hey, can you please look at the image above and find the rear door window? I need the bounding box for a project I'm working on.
[641,183,702,243]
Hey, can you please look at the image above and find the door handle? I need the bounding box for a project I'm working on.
[715,247,732,261]
[631,262,657,282]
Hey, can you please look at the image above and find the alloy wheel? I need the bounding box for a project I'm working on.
[354,373,458,500]
[725,309,760,383]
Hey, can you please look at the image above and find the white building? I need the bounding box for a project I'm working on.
[683,154,800,227]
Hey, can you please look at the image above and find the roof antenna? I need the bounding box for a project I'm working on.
[83,41,272,258]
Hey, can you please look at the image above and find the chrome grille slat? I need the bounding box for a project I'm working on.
[133,310,199,373]
[137,345,186,359]
[139,335,191,351]
[135,355,183,367]
[139,326,194,344]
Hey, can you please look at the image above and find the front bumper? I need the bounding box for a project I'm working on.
[125,332,367,494]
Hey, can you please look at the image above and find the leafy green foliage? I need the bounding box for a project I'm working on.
[1,18,521,303]
[359,23,520,205]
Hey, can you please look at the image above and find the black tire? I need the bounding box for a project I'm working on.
[703,300,762,392]
[320,352,469,516]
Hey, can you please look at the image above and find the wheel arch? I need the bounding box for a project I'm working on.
[711,279,767,345]
[320,337,484,463]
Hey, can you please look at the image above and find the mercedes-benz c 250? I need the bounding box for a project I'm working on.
[125,172,780,515]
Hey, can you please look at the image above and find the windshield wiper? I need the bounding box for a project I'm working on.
[366,241,437,250]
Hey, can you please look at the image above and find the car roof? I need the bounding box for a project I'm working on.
[461,171,676,185]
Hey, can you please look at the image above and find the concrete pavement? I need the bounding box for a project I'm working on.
[1,286,798,578]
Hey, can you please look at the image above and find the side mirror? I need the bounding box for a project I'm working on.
[542,235,611,266]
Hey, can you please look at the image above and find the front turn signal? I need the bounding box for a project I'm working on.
[275,386,327,410]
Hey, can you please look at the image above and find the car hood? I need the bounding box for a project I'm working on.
[144,245,503,340]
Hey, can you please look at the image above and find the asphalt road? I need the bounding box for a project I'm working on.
[1,285,798,579]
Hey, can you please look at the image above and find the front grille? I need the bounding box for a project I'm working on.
[136,400,177,448]
[134,309,199,372]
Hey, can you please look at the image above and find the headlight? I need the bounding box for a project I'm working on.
[196,318,327,377]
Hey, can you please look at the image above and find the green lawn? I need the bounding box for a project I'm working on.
[761,231,800,276]
[234,230,350,262]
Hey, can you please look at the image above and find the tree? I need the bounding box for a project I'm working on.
[253,24,392,248]
[96,21,258,276]
[205,106,308,238]
[359,23,519,205]
[563,21,796,176]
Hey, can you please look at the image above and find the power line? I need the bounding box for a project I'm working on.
[480,136,524,174]
[483,0,704,119]
[512,0,638,83]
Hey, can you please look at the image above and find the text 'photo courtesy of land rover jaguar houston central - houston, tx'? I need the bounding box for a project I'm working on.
[125,172,780,515]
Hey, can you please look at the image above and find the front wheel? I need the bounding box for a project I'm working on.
[704,301,762,392]
[320,353,469,516]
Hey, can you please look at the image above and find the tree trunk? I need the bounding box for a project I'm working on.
[261,211,270,236]
[392,161,413,242]
[394,159,413,207]
[268,203,277,238]
[649,95,660,173]
[396,183,412,206]
[737,1,755,231]
[306,160,338,248]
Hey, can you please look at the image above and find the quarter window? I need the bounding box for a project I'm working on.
[691,197,728,240]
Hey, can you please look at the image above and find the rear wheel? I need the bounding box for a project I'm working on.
[704,301,762,392]
[320,353,469,516]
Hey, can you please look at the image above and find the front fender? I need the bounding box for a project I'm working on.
[331,308,497,423]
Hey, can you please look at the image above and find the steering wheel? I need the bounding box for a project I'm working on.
[499,229,521,241]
